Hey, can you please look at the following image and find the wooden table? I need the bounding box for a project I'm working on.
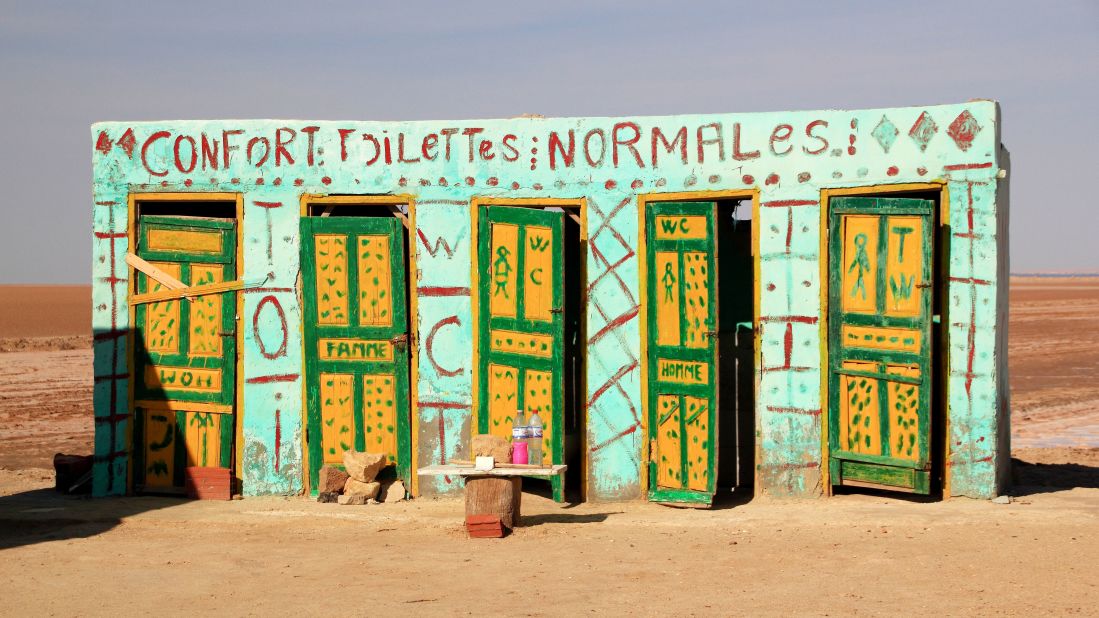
[418,464,567,529]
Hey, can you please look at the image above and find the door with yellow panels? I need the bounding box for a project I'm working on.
[828,197,934,494]
[133,215,236,492]
[644,202,719,505]
[475,206,567,502]
[301,216,411,493]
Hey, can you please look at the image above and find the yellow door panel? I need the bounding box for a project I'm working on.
[487,363,519,439]
[655,395,683,489]
[683,251,710,348]
[188,264,225,357]
[320,373,355,464]
[655,251,681,346]
[839,360,882,456]
[841,215,880,314]
[524,369,554,456]
[363,374,398,465]
[489,223,519,318]
[884,216,924,317]
[886,365,922,461]
[684,396,710,492]
[144,262,183,354]
[358,234,393,326]
[315,234,350,326]
[523,225,554,322]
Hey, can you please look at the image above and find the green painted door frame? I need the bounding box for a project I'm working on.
[645,201,719,505]
[301,216,411,493]
[132,215,237,491]
[827,196,935,494]
[475,205,567,502]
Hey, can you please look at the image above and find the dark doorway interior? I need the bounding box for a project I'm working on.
[715,199,755,496]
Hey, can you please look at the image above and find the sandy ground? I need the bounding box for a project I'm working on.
[0,281,1097,615]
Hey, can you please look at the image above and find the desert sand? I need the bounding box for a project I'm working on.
[0,280,1096,615]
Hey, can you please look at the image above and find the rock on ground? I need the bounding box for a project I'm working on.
[337,494,368,505]
[380,480,406,503]
[343,451,388,483]
[317,466,349,493]
[343,478,381,499]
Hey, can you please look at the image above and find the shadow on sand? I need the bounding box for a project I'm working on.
[0,487,183,551]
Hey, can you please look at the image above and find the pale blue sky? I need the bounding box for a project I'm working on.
[1,1,1096,282]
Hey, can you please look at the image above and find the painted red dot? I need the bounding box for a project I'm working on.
[849,135,856,145]
[294,178,304,186]
[510,181,520,190]
[160,181,169,187]
[916,167,928,176]
[765,173,779,186]
[465,177,475,186]
[398,177,408,187]
[797,172,811,183]
[230,178,240,184]
[767,283,776,291]
[850,119,857,129]
[708,175,720,184]
[321,176,332,185]
[209,178,217,184]
[847,146,856,156]
[604,180,617,190]
[438,177,448,186]
[183,179,193,187]
[487,177,499,187]
[273,177,282,186]
[419,179,430,186]
[533,183,543,190]
[742,174,754,185]
[631,179,643,190]
[886,166,899,177]
[255,177,265,185]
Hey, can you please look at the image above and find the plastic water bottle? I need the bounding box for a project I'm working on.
[527,411,543,466]
[511,409,529,464]
[512,409,527,444]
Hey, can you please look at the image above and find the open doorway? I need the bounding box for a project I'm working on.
[823,186,946,497]
[641,193,756,507]
[715,199,755,500]
[298,195,415,494]
[127,193,242,495]
[470,198,586,503]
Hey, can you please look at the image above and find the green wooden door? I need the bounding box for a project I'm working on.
[828,197,934,493]
[301,216,411,492]
[476,206,567,501]
[132,215,236,492]
[645,202,719,505]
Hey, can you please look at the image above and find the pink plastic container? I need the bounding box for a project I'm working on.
[511,440,529,465]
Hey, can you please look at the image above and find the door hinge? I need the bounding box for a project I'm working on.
[389,333,409,350]
[550,307,564,314]
[218,330,236,337]
[915,282,933,289]
[704,330,720,339]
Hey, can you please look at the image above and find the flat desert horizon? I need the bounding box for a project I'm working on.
[1,279,1096,615]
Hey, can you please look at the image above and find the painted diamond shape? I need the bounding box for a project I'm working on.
[947,110,982,152]
[908,111,938,152]
[871,115,899,153]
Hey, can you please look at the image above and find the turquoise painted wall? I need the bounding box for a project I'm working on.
[91,101,1007,500]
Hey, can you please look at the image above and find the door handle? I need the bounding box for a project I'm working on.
[389,333,409,350]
